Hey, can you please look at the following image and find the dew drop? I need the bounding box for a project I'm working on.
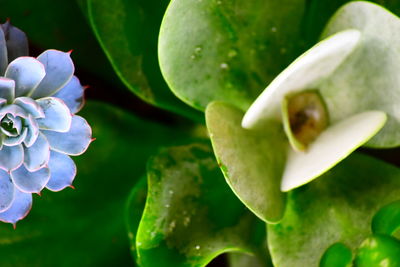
[165,204,170,208]
[220,63,229,70]
[195,245,201,250]
[271,27,277,32]
[169,190,174,195]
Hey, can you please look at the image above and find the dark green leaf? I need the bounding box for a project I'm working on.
[87,0,202,121]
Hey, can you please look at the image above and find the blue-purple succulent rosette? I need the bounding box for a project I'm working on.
[0,22,92,225]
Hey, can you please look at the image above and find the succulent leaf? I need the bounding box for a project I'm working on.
[0,170,14,212]
[1,21,29,63]
[0,77,15,103]
[11,165,50,194]
[31,50,74,99]
[0,144,23,171]
[52,75,84,114]
[0,186,31,224]
[36,97,72,132]
[23,132,50,172]
[45,150,76,192]
[14,97,45,118]
[5,57,46,97]
[42,115,92,155]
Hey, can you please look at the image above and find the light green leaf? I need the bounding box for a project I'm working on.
[355,234,400,266]
[205,102,286,223]
[268,153,400,267]
[87,0,202,121]
[320,1,400,148]
[135,142,267,267]
[0,101,185,266]
[159,0,307,111]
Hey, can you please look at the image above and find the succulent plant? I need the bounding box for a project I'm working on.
[0,22,92,225]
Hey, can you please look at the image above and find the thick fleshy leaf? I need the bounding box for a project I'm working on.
[0,26,7,75]
[0,170,14,212]
[320,1,400,148]
[52,76,84,114]
[3,127,27,146]
[0,104,28,118]
[23,115,39,147]
[136,142,268,266]
[159,0,308,111]
[372,200,400,237]
[45,150,76,192]
[35,97,72,132]
[0,101,186,266]
[0,187,31,225]
[23,133,50,172]
[1,21,29,63]
[281,111,387,191]
[0,114,22,137]
[319,243,353,267]
[206,102,286,223]
[242,29,361,129]
[31,50,74,99]
[42,115,91,155]
[354,235,400,266]
[268,153,400,267]
[5,57,45,97]
[11,165,50,194]
[0,144,23,171]
[14,97,45,118]
[87,0,202,121]
[0,77,15,103]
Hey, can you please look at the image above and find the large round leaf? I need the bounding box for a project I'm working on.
[159,0,307,111]
[135,142,268,267]
[0,101,185,266]
[320,1,400,148]
[206,102,286,223]
[268,153,400,267]
[87,0,202,121]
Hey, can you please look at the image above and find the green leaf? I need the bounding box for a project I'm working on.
[320,1,400,148]
[87,0,202,121]
[355,234,400,266]
[159,0,307,111]
[320,243,352,267]
[0,101,184,266]
[135,142,267,267]
[372,200,400,237]
[205,102,286,223]
[268,153,400,267]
